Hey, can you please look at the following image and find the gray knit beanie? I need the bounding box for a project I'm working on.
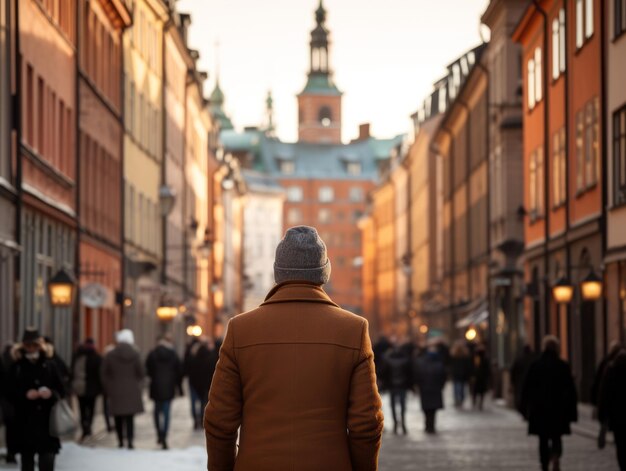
[274,226,331,285]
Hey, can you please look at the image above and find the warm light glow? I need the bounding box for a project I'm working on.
[178,304,187,314]
[186,325,203,337]
[419,324,429,334]
[156,306,178,322]
[465,327,477,341]
[49,283,73,307]
[553,285,574,304]
[123,298,133,308]
[581,279,603,301]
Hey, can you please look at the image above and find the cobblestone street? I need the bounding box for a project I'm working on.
[40,390,620,471]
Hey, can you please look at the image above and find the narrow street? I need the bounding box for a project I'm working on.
[32,392,617,471]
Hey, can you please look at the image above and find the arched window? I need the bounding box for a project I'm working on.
[318,106,332,127]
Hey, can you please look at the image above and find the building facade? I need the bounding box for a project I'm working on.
[514,0,606,401]
[18,0,78,361]
[122,0,168,353]
[604,0,626,345]
[77,0,130,350]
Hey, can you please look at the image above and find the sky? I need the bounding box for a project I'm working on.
[176,0,491,143]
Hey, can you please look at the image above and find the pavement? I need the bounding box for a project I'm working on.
[0,390,621,470]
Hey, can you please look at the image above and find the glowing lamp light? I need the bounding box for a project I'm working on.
[123,297,133,308]
[156,305,178,322]
[552,277,574,304]
[581,271,603,301]
[186,325,203,337]
[419,324,429,335]
[465,327,478,342]
[48,269,75,307]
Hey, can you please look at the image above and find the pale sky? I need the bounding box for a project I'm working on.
[177,0,491,143]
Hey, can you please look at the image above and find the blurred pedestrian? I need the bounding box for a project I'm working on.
[521,335,577,471]
[101,329,144,449]
[413,342,446,434]
[449,340,472,408]
[186,337,217,430]
[373,336,392,393]
[383,341,411,434]
[470,344,490,410]
[146,333,182,449]
[43,337,71,392]
[204,226,383,470]
[1,342,18,464]
[591,341,622,410]
[183,336,201,430]
[510,344,536,415]
[70,338,102,440]
[7,327,66,471]
[598,348,626,470]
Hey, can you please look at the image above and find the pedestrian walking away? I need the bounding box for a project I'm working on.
[146,333,183,449]
[101,329,144,449]
[383,340,412,434]
[449,340,472,408]
[521,335,578,471]
[510,344,536,415]
[184,336,217,431]
[71,338,103,440]
[1,342,18,464]
[598,347,626,470]
[591,340,623,410]
[413,341,446,434]
[204,226,384,471]
[470,343,490,411]
[6,327,66,471]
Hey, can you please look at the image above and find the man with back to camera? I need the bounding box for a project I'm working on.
[204,226,384,471]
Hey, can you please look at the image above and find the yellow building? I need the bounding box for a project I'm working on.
[122,0,169,351]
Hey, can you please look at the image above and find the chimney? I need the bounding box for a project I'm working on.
[358,123,371,141]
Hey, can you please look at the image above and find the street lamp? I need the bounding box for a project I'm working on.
[465,327,478,342]
[419,324,429,335]
[159,184,176,217]
[186,325,203,337]
[552,277,574,304]
[48,269,76,307]
[581,270,603,301]
[156,303,178,322]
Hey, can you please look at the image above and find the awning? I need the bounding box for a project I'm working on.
[456,301,489,328]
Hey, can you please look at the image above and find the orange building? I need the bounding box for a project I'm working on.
[514,0,605,400]
[77,0,131,350]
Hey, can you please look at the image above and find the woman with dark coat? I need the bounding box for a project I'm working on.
[8,328,66,471]
[598,349,626,470]
[521,336,578,471]
[71,338,102,439]
[145,334,182,449]
[185,337,217,429]
[383,343,412,434]
[413,344,447,434]
[470,344,490,410]
[101,329,144,449]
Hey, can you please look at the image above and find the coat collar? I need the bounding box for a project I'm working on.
[261,281,339,308]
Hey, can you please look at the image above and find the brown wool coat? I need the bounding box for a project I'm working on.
[204,281,384,471]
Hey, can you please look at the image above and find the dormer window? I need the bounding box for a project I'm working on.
[346,162,361,176]
[279,160,295,175]
[319,106,332,127]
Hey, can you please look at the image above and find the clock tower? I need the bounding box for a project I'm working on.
[297,1,342,144]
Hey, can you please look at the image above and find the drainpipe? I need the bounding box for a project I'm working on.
[73,0,81,349]
[12,0,22,340]
[599,0,608,353]
[456,99,472,303]
[532,0,551,340]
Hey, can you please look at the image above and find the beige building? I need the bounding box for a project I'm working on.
[605,0,626,345]
[123,0,169,352]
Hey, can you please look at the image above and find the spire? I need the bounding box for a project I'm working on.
[315,0,326,25]
[309,0,330,75]
[208,40,233,131]
[265,90,275,134]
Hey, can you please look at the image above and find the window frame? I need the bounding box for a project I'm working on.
[613,105,626,206]
[286,186,303,202]
[318,186,334,203]
[615,0,626,38]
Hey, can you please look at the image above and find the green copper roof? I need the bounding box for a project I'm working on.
[210,82,225,105]
[299,73,342,96]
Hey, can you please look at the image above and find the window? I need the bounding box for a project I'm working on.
[534,47,542,102]
[527,58,535,109]
[552,9,566,80]
[577,0,594,48]
[318,106,332,127]
[318,186,334,203]
[529,148,544,219]
[346,162,361,176]
[318,208,332,224]
[576,97,600,193]
[279,160,295,175]
[287,208,302,225]
[286,186,303,202]
[352,210,364,222]
[349,187,364,202]
[616,0,626,37]
[614,106,626,205]
[37,77,44,152]
[552,128,567,207]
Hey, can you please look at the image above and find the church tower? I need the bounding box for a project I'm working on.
[297,0,342,144]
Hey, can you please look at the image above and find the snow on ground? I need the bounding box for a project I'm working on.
[0,443,207,471]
